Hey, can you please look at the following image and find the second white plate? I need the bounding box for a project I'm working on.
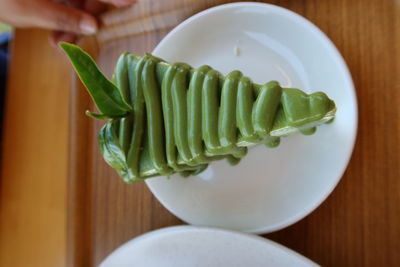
[100,226,318,267]
[147,2,357,233]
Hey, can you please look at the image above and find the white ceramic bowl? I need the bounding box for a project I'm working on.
[100,226,319,267]
[146,2,357,233]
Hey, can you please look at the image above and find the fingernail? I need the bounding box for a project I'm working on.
[79,16,97,35]
[113,0,134,7]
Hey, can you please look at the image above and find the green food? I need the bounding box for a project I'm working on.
[60,42,336,183]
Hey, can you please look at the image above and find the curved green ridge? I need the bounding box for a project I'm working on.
[62,44,336,183]
[162,63,181,171]
[188,65,211,165]
[115,53,133,153]
[172,64,193,165]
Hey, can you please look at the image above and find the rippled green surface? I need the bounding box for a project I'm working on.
[61,43,336,183]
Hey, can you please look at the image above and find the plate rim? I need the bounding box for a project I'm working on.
[100,225,319,266]
[147,2,358,234]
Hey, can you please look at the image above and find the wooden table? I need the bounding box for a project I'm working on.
[1,0,399,266]
[0,29,69,266]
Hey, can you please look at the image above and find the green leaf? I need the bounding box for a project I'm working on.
[98,121,138,183]
[59,42,132,117]
[85,110,128,120]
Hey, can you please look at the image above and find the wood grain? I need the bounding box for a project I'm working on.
[69,0,400,266]
[0,0,399,266]
[0,30,69,267]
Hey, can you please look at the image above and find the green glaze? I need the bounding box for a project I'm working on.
[265,137,280,148]
[126,55,145,178]
[162,63,182,171]
[141,56,171,175]
[237,76,258,144]
[202,69,222,155]
[326,117,335,124]
[171,63,193,165]
[187,65,211,164]
[252,81,282,139]
[300,127,317,135]
[281,89,335,127]
[218,71,246,157]
[115,53,133,153]
[61,43,337,183]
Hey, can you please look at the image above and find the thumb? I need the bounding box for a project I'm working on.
[33,1,98,34]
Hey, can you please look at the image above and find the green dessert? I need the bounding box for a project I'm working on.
[60,43,336,183]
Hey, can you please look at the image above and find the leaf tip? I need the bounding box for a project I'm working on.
[58,42,74,54]
[86,110,109,120]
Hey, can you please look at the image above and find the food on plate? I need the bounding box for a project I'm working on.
[60,42,336,183]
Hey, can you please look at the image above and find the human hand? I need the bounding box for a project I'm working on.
[0,0,136,45]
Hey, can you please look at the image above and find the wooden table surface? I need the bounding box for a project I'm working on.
[0,29,69,266]
[1,0,399,266]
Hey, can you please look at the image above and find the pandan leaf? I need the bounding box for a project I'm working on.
[85,110,129,120]
[59,42,132,117]
[98,120,138,183]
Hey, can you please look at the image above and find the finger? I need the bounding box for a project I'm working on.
[49,31,64,48]
[57,32,77,43]
[33,1,97,34]
[100,0,136,8]
[65,0,83,8]
[49,30,77,48]
[84,0,108,15]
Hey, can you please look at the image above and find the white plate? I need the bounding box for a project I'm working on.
[147,2,357,233]
[100,226,319,267]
